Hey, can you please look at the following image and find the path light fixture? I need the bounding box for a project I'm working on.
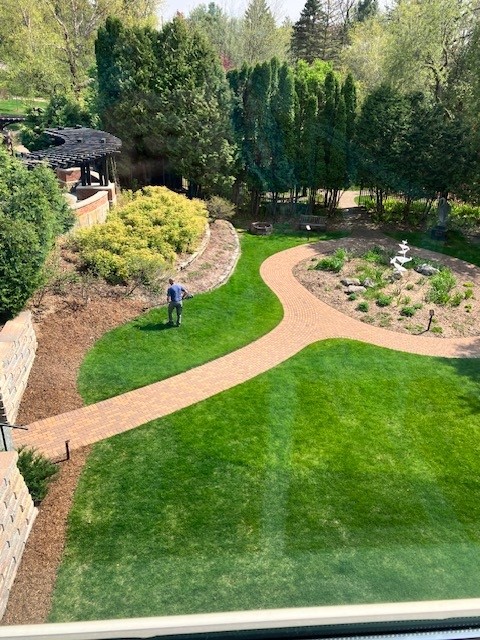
[306,224,311,242]
[427,309,435,331]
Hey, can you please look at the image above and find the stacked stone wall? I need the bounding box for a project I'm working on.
[0,312,37,428]
[0,451,37,619]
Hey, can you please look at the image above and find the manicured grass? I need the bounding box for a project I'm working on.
[50,340,480,622]
[0,98,47,115]
[78,230,345,404]
[389,230,480,268]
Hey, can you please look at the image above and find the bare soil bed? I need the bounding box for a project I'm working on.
[294,236,480,338]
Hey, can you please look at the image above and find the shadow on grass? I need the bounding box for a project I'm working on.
[137,321,178,332]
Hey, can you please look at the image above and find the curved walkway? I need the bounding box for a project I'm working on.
[14,236,480,459]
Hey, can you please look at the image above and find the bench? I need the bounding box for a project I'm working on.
[298,214,327,231]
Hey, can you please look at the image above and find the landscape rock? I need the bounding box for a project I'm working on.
[346,285,367,293]
[388,271,403,282]
[415,263,440,276]
[341,278,361,286]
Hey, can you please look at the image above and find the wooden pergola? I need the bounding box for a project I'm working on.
[21,126,122,186]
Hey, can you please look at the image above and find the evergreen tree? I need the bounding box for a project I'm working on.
[267,61,296,208]
[341,72,357,185]
[95,17,236,193]
[353,0,378,23]
[325,94,347,211]
[188,3,242,69]
[243,62,272,213]
[242,0,281,65]
[291,0,328,63]
[354,84,409,211]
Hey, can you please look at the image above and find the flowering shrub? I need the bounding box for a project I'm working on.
[72,187,208,284]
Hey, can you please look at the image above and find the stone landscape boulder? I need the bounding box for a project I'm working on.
[415,263,440,276]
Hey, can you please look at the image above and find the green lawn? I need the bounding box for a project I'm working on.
[0,98,46,115]
[78,230,345,404]
[50,340,480,622]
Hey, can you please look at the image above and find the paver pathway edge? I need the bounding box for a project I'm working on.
[14,234,480,459]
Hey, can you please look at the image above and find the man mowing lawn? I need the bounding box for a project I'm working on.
[167,278,189,326]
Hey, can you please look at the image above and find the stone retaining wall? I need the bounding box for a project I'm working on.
[0,451,37,620]
[0,312,37,429]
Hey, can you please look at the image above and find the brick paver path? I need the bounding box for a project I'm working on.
[15,234,480,459]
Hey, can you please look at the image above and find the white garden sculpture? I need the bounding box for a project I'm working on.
[390,240,411,275]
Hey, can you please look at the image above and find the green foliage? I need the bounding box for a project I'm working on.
[0,215,42,319]
[0,148,73,318]
[21,94,95,151]
[314,248,348,272]
[241,0,282,65]
[17,446,58,504]
[464,288,474,300]
[356,300,369,312]
[96,17,235,193]
[291,0,331,63]
[431,325,443,334]
[450,203,480,229]
[356,263,384,285]
[72,187,207,285]
[206,196,236,221]
[348,292,358,301]
[376,293,392,307]
[362,245,392,265]
[449,291,464,307]
[400,306,416,317]
[426,269,457,305]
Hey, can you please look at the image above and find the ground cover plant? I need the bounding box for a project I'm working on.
[78,231,345,404]
[50,340,480,621]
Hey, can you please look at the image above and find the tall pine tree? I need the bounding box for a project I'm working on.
[291,0,328,63]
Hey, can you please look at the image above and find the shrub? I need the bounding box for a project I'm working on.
[450,291,464,307]
[17,446,58,504]
[426,269,456,305]
[400,306,416,317]
[348,293,358,301]
[72,187,208,285]
[356,264,385,285]
[0,149,73,318]
[376,293,392,307]
[362,246,394,265]
[315,248,348,273]
[357,301,369,312]
[0,215,43,319]
[431,325,443,334]
[464,288,474,300]
[450,203,480,229]
[206,196,236,221]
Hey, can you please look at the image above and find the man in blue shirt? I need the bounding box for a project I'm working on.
[167,278,188,326]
